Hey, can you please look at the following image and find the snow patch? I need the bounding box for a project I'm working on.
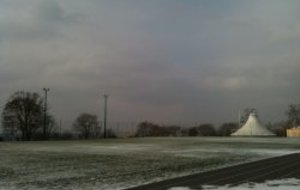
[168,187,195,190]
[168,178,300,190]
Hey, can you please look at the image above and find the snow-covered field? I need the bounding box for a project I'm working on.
[0,137,299,190]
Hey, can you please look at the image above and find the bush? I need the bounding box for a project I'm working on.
[135,122,181,137]
[106,129,117,138]
[60,131,75,140]
[217,123,238,136]
[188,124,216,136]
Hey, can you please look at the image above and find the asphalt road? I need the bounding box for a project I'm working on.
[124,153,300,190]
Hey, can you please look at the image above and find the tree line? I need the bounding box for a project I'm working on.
[1,91,300,140]
[0,91,115,141]
[133,106,300,137]
[134,121,237,137]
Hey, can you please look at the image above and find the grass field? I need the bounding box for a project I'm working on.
[0,137,299,190]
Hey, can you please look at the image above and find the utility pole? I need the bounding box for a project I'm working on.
[43,88,50,140]
[238,110,241,127]
[103,94,108,138]
[59,119,62,137]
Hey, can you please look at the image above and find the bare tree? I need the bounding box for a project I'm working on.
[46,114,58,137]
[1,91,43,141]
[135,122,181,137]
[135,122,159,137]
[33,114,58,140]
[188,124,216,136]
[285,104,300,128]
[73,113,100,139]
[218,123,238,136]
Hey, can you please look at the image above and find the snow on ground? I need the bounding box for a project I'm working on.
[168,178,300,190]
[0,137,299,189]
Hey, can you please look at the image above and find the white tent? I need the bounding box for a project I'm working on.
[231,112,275,136]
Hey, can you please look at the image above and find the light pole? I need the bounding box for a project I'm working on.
[59,119,62,137]
[43,88,50,140]
[103,94,108,138]
[238,110,241,127]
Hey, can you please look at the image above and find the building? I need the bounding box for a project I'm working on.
[231,112,275,136]
[286,127,300,137]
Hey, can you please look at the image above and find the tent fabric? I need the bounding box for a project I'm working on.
[231,113,275,136]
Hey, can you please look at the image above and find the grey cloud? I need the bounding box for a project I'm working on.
[0,0,82,44]
[0,0,300,128]
[36,0,65,22]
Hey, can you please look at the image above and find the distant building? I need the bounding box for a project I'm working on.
[231,112,275,136]
[286,127,300,137]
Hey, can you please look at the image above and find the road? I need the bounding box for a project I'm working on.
[124,153,300,190]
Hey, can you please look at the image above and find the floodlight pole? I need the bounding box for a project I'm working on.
[43,88,50,140]
[103,94,109,138]
[59,119,62,137]
[238,110,241,127]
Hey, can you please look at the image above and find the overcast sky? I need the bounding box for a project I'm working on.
[0,0,300,128]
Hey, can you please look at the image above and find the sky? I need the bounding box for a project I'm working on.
[0,0,300,128]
